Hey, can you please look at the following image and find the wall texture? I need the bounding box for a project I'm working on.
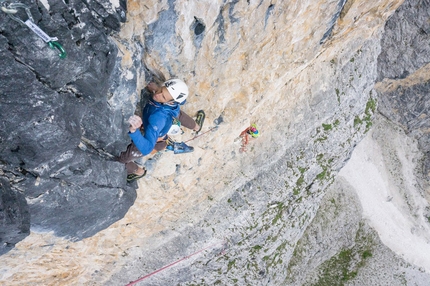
[1,0,429,285]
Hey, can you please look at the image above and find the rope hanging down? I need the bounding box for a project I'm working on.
[184,126,218,143]
[126,241,226,286]
[1,1,66,58]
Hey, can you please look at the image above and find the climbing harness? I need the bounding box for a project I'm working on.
[167,118,182,136]
[1,1,66,58]
[239,124,260,153]
[126,241,226,285]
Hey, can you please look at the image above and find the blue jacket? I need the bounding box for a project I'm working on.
[129,99,180,155]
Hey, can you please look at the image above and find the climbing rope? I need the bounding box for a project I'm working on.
[126,241,226,285]
[1,1,66,58]
[184,126,218,143]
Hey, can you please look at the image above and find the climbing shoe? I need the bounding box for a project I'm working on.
[126,169,147,182]
[195,110,205,133]
[173,142,194,154]
[166,141,194,154]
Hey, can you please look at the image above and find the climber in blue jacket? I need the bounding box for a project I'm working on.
[117,79,200,182]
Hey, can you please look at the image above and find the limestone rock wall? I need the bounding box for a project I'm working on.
[110,0,401,285]
[285,0,430,284]
[1,0,423,285]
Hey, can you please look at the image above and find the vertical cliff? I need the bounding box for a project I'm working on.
[1,0,428,285]
[286,0,430,284]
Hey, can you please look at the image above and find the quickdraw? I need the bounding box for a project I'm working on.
[1,1,66,58]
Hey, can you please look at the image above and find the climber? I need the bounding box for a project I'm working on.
[117,79,201,182]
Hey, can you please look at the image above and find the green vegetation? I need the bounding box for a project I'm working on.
[285,203,378,285]
[294,175,304,195]
[310,248,371,285]
[316,153,333,182]
[316,167,328,180]
[272,202,285,225]
[314,135,328,143]
[365,97,377,114]
[361,250,372,259]
[363,97,377,131]
[353,116,362,127]
[227,259,236,272]
[353,96,377,132]
[310,223,376,285]
[298,167,307,174]
[322,123,332,131]
[335,88,341,104]
[333,119,340,127]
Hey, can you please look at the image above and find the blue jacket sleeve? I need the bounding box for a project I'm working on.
[128,114,167,155]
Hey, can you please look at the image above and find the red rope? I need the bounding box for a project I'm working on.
[126,242,223,285]
[239,127,251,153]
[184,126,218,143]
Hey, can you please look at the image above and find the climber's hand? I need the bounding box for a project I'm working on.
[128,115,142,133]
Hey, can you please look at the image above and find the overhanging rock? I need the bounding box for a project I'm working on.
[0,0,136,248]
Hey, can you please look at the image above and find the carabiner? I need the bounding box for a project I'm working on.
[1,6,18,14]
[48,41,67,59]
[1,3,33,26]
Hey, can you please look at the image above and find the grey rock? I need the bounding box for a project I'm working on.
[0,178,30,255]
[377,0,430,187]
[377,80,430,152]
[377,0,430,80]
[287,178,430,286]
[28,178,135,240]
[0,0,136,247]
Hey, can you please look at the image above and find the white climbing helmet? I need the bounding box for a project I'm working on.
[164,79,189,103]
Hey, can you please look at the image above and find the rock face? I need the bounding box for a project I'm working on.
[377,0,430,81]
[0,178,30,255]
[286,172,430,285]
[0,0,136,247]
[285,0,430,283]
[0,0,429,285]
[376,0,430,191]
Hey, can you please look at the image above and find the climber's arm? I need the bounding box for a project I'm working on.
[128,115,162,155]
